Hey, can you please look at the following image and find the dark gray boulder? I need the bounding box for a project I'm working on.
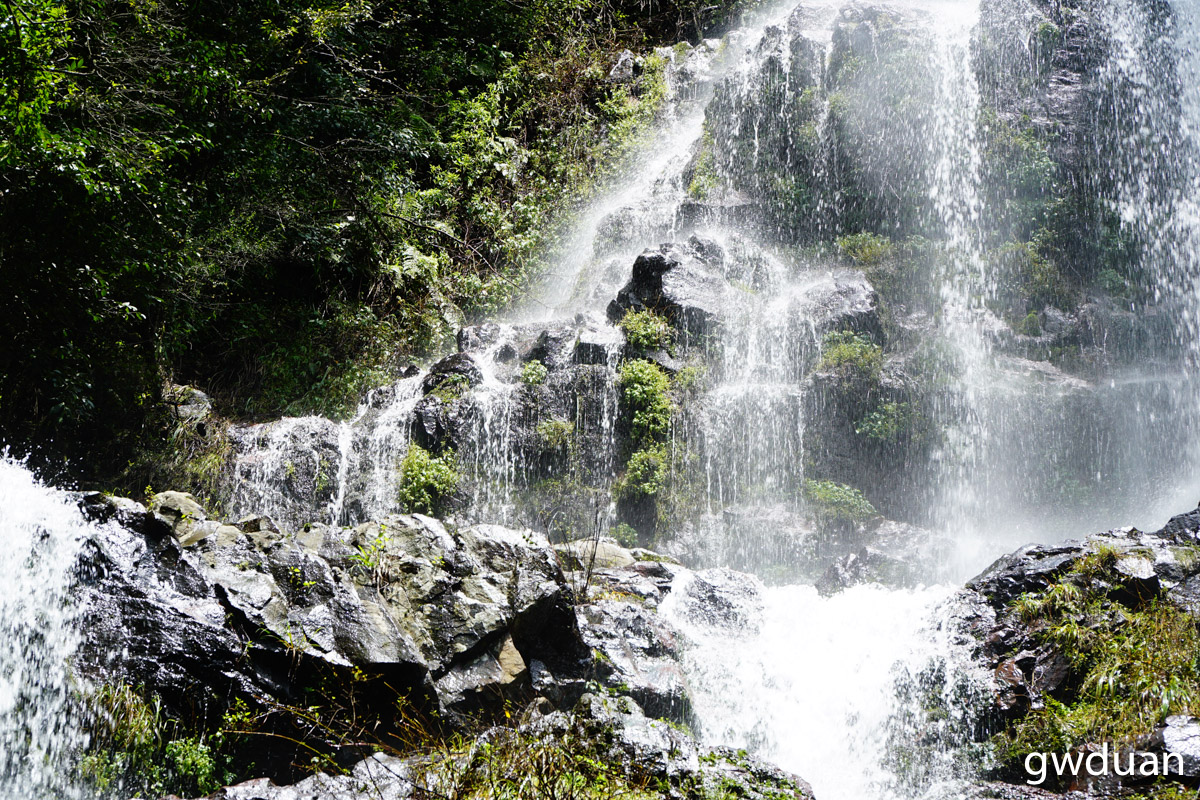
[607,239,733,339]
[76,493,585,730]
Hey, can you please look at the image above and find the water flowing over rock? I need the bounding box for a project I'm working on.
[0,462,91,800]
[17,0,1200,797]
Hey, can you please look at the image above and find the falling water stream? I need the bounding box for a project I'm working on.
[0,460,91,800]
[221,0,1200,797]
[9,0,1200,797]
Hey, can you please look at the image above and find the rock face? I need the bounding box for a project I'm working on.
[78,491,586,784]
[607,237,733,340]
[194,694,815,800]
[953,506,1200,794]
[76,493,810,797]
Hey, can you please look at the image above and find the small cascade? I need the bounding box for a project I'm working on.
[661,577,993,800]
[0,459,90,800]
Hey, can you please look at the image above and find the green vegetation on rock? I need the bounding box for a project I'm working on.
[429,373,471,403]
[0,0,753,490]
[855,402,915,442]
[817,331,883,381]
[837,233,895,266]
[79,684,239,797]
[803,480,877,524]
[398,445,459,516]
[537,418,575,450]
[993,545,1200,781]
[521,360,550,387]
[620,310,674,351]
[616,445,669,499]
[618,360,674,445]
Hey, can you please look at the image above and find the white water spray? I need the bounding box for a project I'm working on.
[0,459,90,799]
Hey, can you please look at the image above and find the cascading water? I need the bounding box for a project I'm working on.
[0,459,91,799]
[202,1,1200,798]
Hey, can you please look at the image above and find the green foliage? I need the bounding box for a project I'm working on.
[619,310,673,351]
[398,445,459,516]
[349,526,392,581]
[991,239,1073,310]
[618,359,674,445]
[0,0,749,488]
[430,373,471,403]
[803,480,877,524]
[413,723,660,800]
[672,364,706,394]
[617,445,668,499]
[78,683,235,796]
[521,360,550,387]
[1017,311,1042,337]
[837,233,895,266]
[817,331,883,381]
[164,738,220,796]
[537,418,574,449]
[855,402,914,442]
[994,551,1200,779]
[687,128,719,199]
[612,523,639,548]
[979,112,1057,242]
[1098,267,1130,297]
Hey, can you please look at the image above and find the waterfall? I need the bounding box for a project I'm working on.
[0,458,90,799]
[204,1,1200,797]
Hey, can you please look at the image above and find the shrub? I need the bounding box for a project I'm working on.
[537,418,574,450]
[817,331,883,380]
[803,480,877,524]
[855,402,914,442]
[837,232,895,265]
[164,737,220,796]
[398,445,459,516]
[429,373,471,402]
[617,446,668,499]
[619,309,673,351]
[617,360,673,445]
[521,360,549,387]
[612,523,639,548]
[1018,311,1042,337]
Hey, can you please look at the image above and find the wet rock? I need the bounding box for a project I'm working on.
[578,599,691,723]
[197,693,814,800]
[434,633,529,710]
[150,490,207,526]
[168,384,214,424]
[608,48,637,82]
[675,567,765,634]
[75,499,584,727]
[815,547,910,596]
[197,752,416,799]
[698,746,816,800]
[574,323,621,365]
[543,693,700,782]
[422,352,483,395]
[526,324,579,370]
[607,240,733,339]
[225,416,344,531]
[967,543,1082,605]
[1143,715,1200,777]
[958,782,1062,799]
[556,538,637,570]
[1030,647,1071,695]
